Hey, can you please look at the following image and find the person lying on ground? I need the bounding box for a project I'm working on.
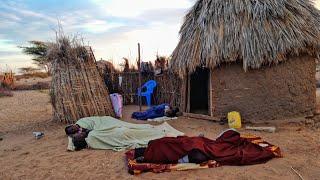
[64,116,184,151]
[132,129,282,166]
[132,103,181,120]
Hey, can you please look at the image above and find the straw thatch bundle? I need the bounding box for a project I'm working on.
[48,34,114,124]
[171,0,320,76]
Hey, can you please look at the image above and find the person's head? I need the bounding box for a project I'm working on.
[165,107,180,117]
[188,149,209,164]
[65,124,80,135]
[134,148,146,159]
[72,132,88,151]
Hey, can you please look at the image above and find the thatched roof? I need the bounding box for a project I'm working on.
[48,34,115,124]
[171,0,320,76]
[96,60,117,73]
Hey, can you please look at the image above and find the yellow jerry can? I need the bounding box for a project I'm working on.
[227,111,242,129]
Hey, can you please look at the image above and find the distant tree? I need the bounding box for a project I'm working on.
[19,41,51,75]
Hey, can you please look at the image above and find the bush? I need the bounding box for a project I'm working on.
[1,71,15,88]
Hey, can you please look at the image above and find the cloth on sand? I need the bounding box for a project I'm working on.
[75,116,184,151]
[132,104,168,120]
[67,136,76,151]
[126,149,219,175]
[126,129,282,175]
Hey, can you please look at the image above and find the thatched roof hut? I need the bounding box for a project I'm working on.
[171,0,320,121]
[171,0,320,76]
[96,59,117,74]
[48,35,114,124]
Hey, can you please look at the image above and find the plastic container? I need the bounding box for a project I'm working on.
[227,111,242,129]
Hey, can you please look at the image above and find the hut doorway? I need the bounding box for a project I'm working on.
[189,67,209,115]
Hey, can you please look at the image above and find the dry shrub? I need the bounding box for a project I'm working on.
[1,71,15,88]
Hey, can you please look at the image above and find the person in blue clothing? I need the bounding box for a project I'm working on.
[132,104,180,120]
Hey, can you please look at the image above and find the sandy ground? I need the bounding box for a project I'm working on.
[0,90,52,133]
[0,91,320,180]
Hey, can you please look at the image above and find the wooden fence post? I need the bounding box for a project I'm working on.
[138,43,142,111]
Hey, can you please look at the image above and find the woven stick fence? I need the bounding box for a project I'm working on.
[154,71,181,107]
[103,71,181,108]
[49,35,114,124]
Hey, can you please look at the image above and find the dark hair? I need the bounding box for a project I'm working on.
[72,132,88,151]
[65,124,79,135]
[188,149,208,164]
[134,148,146,159]
[166,107,180,117]
[65,125,73,135]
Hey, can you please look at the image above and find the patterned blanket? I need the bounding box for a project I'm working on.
[125,131,282,175]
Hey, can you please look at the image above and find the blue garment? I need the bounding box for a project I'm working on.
[132,104,169,120]
[178,155,189,164]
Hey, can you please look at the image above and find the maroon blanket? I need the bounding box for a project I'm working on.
[144,130,282,165]
[126,130,282,175]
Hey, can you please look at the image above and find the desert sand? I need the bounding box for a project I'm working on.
[0,90,320,180]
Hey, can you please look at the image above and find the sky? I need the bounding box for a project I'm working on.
[0,0,319,73]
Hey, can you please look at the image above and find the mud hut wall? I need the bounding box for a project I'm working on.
[210,56,316,121]
[104,71,181,107]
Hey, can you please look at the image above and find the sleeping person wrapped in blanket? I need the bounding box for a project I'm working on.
[65,116,184,151]
[131,104,181,121]
[126,129,282,175]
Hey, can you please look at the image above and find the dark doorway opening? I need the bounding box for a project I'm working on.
[189,67,209,115]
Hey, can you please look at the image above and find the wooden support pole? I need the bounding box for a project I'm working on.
[138,43,142,111]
